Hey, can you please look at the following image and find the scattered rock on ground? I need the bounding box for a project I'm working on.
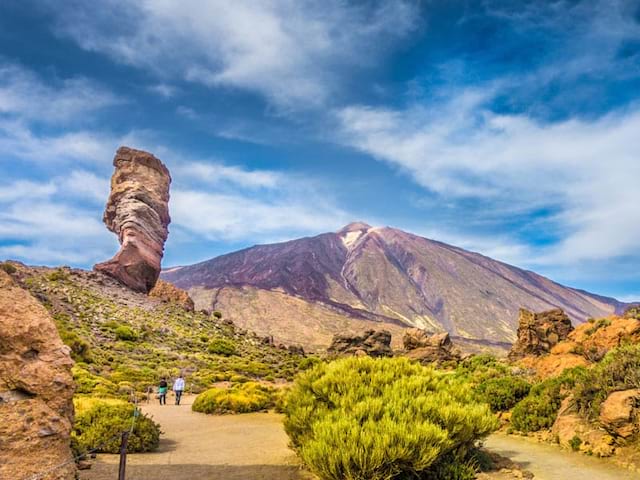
[95,146,171,293]
[0,270,76,480]
[327,330,392,357]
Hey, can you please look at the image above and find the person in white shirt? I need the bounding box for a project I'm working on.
[173,375,185,405]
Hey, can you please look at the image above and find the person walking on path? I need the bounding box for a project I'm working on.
[158,378,168,405]
[173,375,185,405]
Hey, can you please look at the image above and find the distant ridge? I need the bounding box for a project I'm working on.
[162,223,628,350]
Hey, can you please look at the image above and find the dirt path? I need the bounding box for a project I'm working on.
[80,395,314,480]
[484,434,640,480]
[81,396,640,480]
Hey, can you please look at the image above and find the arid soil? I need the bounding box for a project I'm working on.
[80,395,314,480]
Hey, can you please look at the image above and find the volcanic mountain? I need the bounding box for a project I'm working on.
[162,222,628,350]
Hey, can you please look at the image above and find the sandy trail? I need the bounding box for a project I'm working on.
[80,395,313,480]
[484,434,640,480]
[81,395,640,480]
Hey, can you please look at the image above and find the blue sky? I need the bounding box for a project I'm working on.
[0,0,639,301]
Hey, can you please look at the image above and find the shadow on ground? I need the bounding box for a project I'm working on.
[81,462,314,480]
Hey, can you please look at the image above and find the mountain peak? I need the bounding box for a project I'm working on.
[338,221,372,234]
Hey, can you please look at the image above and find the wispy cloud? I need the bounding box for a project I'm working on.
[0,61,120,123]
[337,98,640,266]
[45,0,418,108]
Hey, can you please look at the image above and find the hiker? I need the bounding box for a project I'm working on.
[158,378,168,405]
[173,374,185,405]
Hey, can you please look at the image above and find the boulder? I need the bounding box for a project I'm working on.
[149,279,194,311]
[508,308,573,360]
[328,330,392,357]
[403,328,461,363]
[599,389,640,439]
[552,397,615,457]
[0,270,75,479]
[95,146,171,293]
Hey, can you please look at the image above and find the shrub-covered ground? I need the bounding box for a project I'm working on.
[11,264,308,398]
[284,356,498,480]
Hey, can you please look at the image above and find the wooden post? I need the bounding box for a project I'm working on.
[118,431,129,480]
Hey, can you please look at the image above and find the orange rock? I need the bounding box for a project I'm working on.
[149,279,195,311]
[599,389,640,439]
[0,270,75,479]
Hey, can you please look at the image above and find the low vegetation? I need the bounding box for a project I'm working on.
[283,357,497,480]
[192,382,277,414]
[72,397,161,454]
[14,266,308,398]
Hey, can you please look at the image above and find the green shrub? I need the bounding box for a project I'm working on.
[207,338,237,356]
[574,345,640,419]
[283,357,497,480]
[475,376,531,412]
[73,366,118,395]
[61,330,92,363]
[114,325,138,341]
[455,354,510,385]
[192,382,275,414]
[47,268,69,282]
[298,356,322,371]
[0,262,16,274]
[511,367,587,433]
[72,397,160,453]
[569,435,582,451]
[212,310,223,319]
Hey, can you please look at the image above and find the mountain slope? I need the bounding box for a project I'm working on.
[162,222,627,349]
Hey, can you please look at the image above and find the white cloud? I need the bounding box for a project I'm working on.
[337,98,640,266]
[47,0,417,107]
[171,189,350,241]
[174,161,281,189]
[0,62,120,123]
[148,83,178,98]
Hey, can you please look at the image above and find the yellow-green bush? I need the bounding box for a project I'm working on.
[207,338,237,356]
[114,325,138,341]
[192,382,275,414]
[283,357,497,480]
[72,397,160,454]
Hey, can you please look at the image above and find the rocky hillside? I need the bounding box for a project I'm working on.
[163,222,628,350]
[3,262,306,397]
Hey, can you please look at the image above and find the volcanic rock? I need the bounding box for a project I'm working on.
[95,146,171,293]
[328,329,392,357]
[599,389,640,439]
[508,308,574,360]
[0,270,75,480]
[403,328,462,363]
[149,279,194,311]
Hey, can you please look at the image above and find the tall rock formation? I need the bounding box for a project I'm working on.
[95,147,171,293]
[0,270,75,480]
[508,308,574,360]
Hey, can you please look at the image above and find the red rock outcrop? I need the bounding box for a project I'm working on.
[327,330,393,357]
[403,328,462,363]
[508,308,574,360]
[0,270,75,479]
[95,146,171,293]
[149,279,194,311]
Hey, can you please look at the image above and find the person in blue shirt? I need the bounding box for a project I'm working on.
[173,375,185,405]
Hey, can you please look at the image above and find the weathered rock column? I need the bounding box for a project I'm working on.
[0,270,76,480]
[95,146,172,293]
